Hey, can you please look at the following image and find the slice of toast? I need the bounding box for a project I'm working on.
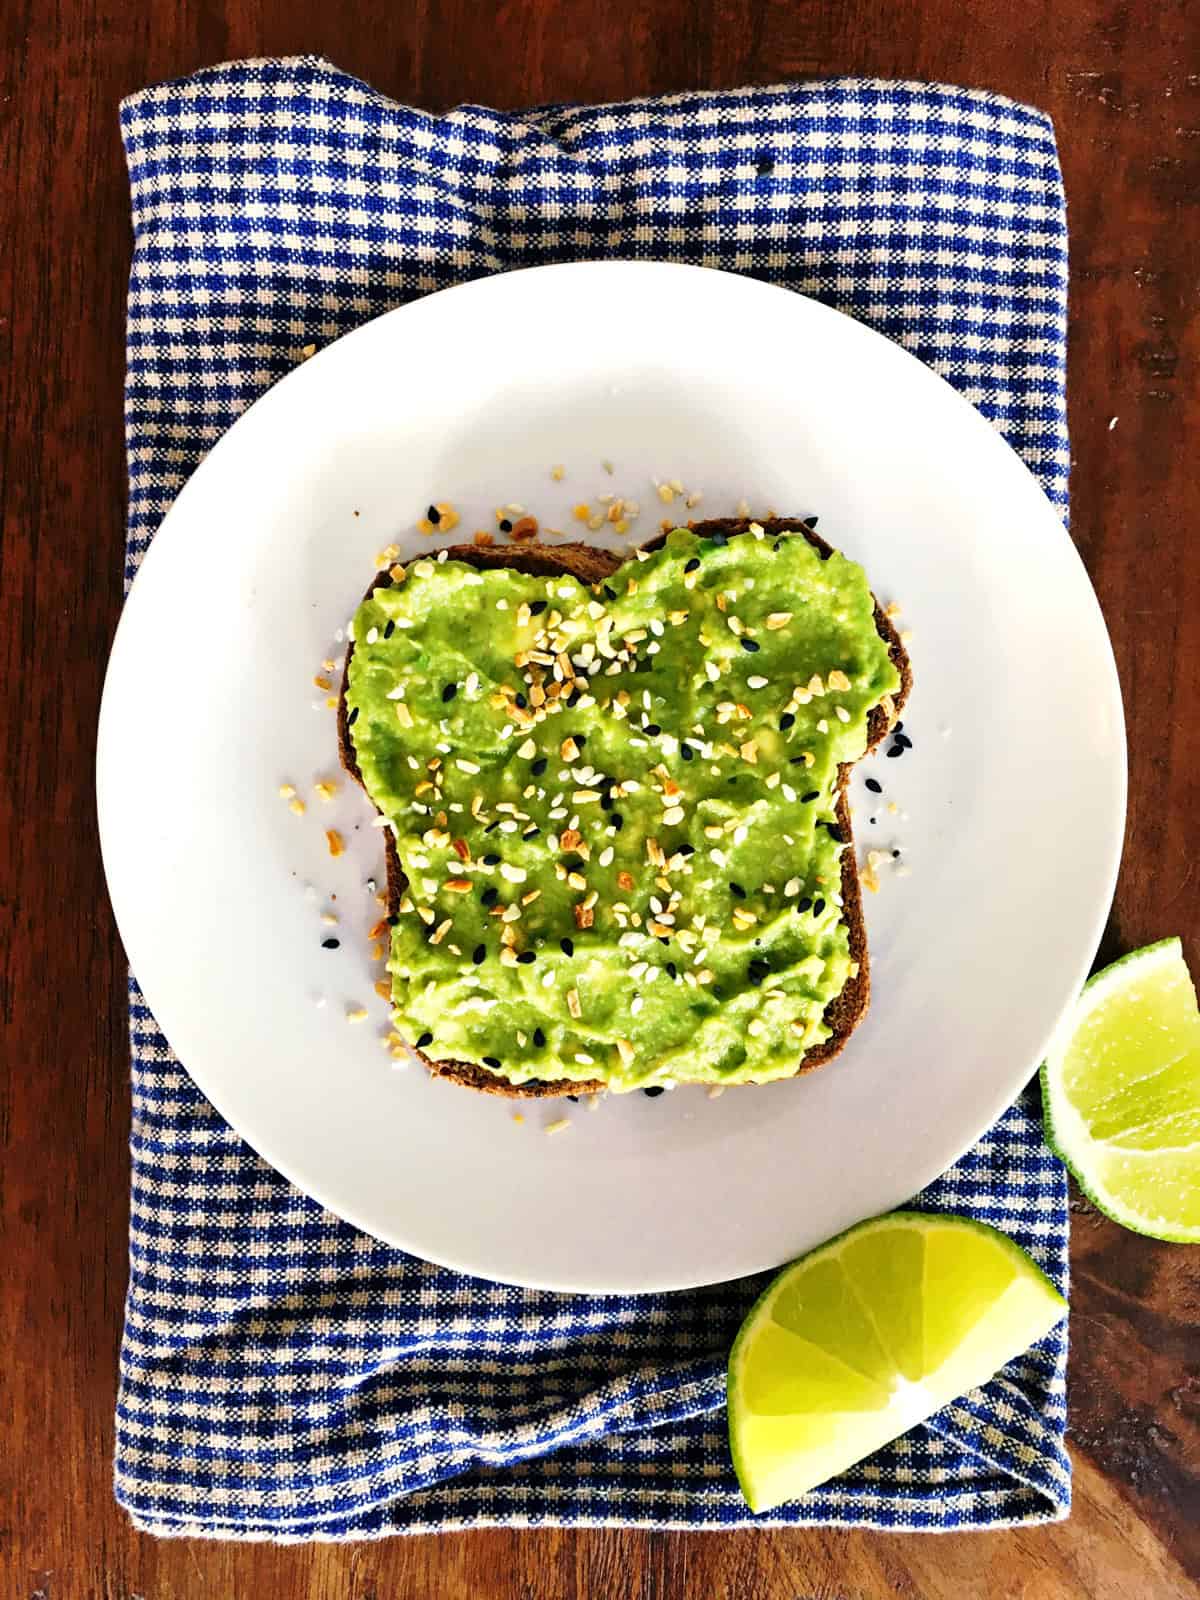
[338,518,911,1098]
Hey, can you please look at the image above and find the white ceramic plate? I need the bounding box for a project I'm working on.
[98,262,1125,1292]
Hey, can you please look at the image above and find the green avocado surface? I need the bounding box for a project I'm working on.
[346,526,900,1091]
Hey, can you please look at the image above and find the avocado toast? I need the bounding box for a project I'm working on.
[338,518,911,1098]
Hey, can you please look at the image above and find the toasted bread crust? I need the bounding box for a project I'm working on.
[338,519,910,1097]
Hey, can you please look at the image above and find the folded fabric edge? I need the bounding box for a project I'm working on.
[117,54,1057,142]
[121,1493,1070,1542]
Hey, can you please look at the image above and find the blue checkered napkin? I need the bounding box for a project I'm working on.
[116,59,1072,1537]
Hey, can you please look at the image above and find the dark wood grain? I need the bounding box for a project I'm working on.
[3,0,1198,1595]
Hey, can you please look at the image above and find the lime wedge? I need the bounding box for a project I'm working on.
[1041,937,1200,1243]
[727,1213,1066,1512]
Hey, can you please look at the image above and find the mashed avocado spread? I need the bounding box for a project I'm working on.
[346,527,899,1091]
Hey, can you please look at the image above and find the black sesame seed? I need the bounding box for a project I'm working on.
[895,721,904,732]
[805,515,819,528]
[644,723,662,736]
[612,813,624,831]
[533,1027,546,1047]
[893,848,902,858]
[823,822,844,844]
[756,156,774,176]
[666,961,678,979]
[416,1031,434,1047]
[383,618,395,639]
[567,1095,579,1103]
[529,600,548,615]
[729,881,746,899]
[531,757,547,775]
[566,687,582,706]
[748,959,770,985]
[523,824,539,837]
[321,937,340,950]
[387,915,399,927]
[483,1055,501,1068]
[801,790,820,803]
[796,897,813,913]
[442,683,457,702]
[572,733,587,748]
[895,732,913,750]
[865,778,882,794]
[515,693,528,709]
[517,951,536,965]
[678,844,695,856]
[603,585,617,600]
[483,853,501,865]
[681,743,694,761]
[643,1086,666,1098]
[481,887,499,907]
[740,638,760,652]
[484,819,501,834]
[560,937,574,956]
[498,519,512,533]
[347,707,359,726]
[886,745,903,758]
[684,558,701,573]
[779,712,795,731]
[472,944,485,964]
[600,793,613,811]
[813,898,826,916]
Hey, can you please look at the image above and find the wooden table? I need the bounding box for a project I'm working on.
[3,1,1198,1594]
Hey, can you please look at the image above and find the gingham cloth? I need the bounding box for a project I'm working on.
[116,58,1072,1538]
